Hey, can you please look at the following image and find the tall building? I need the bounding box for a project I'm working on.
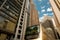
[29,0,39,27]
[25,0,40,39]
[49,0,60,36]
[0,0,29,40]
[0,0,23,40]
[0,0,39,40]
[40,15,57,40]
[14,0,30,40]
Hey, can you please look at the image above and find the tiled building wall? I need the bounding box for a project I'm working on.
[29,0,39,27]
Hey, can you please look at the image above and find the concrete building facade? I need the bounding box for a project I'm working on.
[49,0,60,36]
[0,0,39,40]
[40,15,57,40]
[0,0,30,40]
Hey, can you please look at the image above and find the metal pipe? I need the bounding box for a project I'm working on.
[18,0,23,4]
[1,8,17,20]
[3,6,18,17]
[0,11,16,23]
[15,0,22,7]
[0,1,19,14]
[7,0,20,11]
[0,0,7,9]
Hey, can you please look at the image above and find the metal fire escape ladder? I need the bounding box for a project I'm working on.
[14,0,28,40]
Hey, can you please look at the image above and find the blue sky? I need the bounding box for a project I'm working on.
[33,0,53,21]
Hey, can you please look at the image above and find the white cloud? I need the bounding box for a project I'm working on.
[47,7,52,12]
[41,9,45,12]
[38,0,41,1]
[39,17,44,22]
[49,13,53,15]
[39,14,48,22]
[41,6,45,9]
[43,14,48,16]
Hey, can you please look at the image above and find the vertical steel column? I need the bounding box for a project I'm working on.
[14,0,29,40]
[20,0,29,40]
[14,0,25,40]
